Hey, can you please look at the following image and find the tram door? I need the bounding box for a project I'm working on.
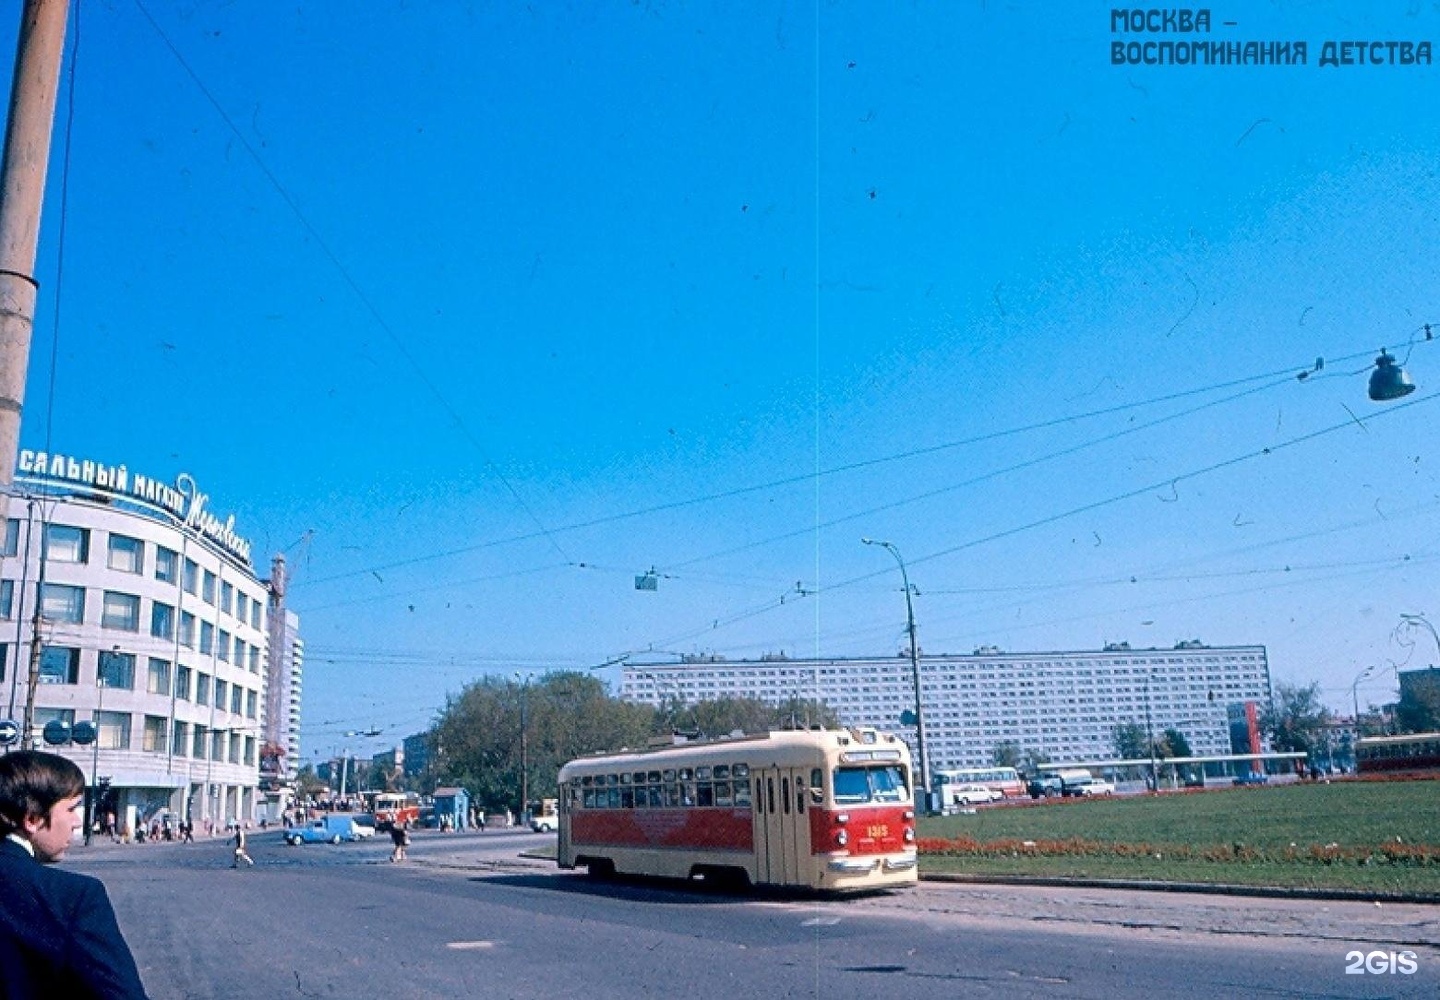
[753,767,810,886]
[556,784,572,866]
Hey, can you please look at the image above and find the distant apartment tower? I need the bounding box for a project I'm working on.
[620,641,1270,769]
[262,555,304,782]
[403,731,431,778]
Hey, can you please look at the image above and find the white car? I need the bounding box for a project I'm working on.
[950,784,1004,806]
[349,819,376,838]
[1069,778,1116,797]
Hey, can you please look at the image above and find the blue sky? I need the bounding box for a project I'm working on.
[5,2,1440,762]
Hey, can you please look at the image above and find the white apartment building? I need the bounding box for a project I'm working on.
[1,451,286,835]
[620,641,1271,771]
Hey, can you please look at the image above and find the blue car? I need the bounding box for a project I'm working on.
[285,816,362,845]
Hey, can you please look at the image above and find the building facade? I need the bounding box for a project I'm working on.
[0,451,294,835]
[260,552,304,820]
[620,641,1271,771]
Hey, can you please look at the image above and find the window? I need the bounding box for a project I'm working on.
[235,593,248,625]
[0,579,12,619]
[246,689,257,718]
[96,711,131,750]
[172,720,189,757]
[180,611,196,648]
[107,534,143,574]
[39,583,84,624]
[229,732,241,764]
[155,546,178,584]
[43,524,88,563]
[34,707,74,729]
[147,657,171,696]
[102,592,141,631]
[201,570,216,605]
[0,643,7,683]
[231,684,243,715]
[175,665,192,701]
[211,730,225,761]
[143,715,168,752]
[245,736,256,767]
[233,639,245,670]
[199,621,214,655]
[150,601,175,640]
[39,646,79,684]
[251,601,262,630]
[192,724,207,760]
[98,652,135,690]
[183,559,199,595]
[218,630,231,663]
[195,673,210,707]
[214,680,228,713]
[2,518,18,557]
[249,645,260,673]
[220,581,233,616]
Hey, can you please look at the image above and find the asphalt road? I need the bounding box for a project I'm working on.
[62,828,1439,1000]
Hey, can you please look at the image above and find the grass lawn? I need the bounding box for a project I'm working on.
[916,777,1440,895]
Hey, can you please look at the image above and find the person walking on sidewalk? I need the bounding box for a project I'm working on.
[231,824,254,868]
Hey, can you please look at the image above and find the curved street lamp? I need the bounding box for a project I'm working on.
[861,538,929,808]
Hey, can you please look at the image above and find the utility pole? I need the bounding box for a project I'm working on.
[0,0,71,490]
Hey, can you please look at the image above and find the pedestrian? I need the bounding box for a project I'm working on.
[389,821,409,862]
[0,750,151,998]
[181,818,194,843]
[231,824,254,868]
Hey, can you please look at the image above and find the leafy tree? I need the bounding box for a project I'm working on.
[1019,748,1052,776]
[431,672,652,814]
[293,764,327,801]
[1396,669,1440,734]
[1111,722,1150,760]
[991,741,1022,768]
[1160,727,1192,758]
[1261,681,1334,755]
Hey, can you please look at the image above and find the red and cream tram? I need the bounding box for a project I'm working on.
[556,727,918,891]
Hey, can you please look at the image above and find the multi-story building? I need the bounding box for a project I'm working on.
[256,554,304,822]
[0,451,292,834]
[402,731,431,779]
[620,640,1271,771]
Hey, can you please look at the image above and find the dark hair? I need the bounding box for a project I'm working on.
[0,750,86,836]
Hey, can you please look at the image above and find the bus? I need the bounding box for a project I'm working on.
[1356,732,1440,773]
[556,727,918,892]
[931,766,1024,802]
[372,792,420,830]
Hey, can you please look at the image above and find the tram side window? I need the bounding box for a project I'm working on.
[733,766,752,807]
[714,780,732,806]
[696,781,714,807]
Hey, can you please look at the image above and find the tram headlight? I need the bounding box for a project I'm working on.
[835,813,849,824]
[903,828,915,843]
[835,829,849,847]
[903,810,914,821]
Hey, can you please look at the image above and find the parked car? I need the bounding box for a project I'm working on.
[1026,775,1064,799]
[1233,772,1270,786]
[349,817,377,838]
[950,784,1004,806]
[1066,777,1115,797]
[285,816,366,845]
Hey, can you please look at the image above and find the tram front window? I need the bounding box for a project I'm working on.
[833,765,910,805]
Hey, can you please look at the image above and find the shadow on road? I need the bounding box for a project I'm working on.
[474,870,904,906]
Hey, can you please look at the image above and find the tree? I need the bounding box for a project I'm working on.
[1111,722,1150,760]
[430,672,653,814]
[1019,748,1052,776]
[991,741,1021,768]
[1261,681,1334,756]
[661,696,840,739]
[292,764,327,802]
[1396,668,1440,734]
[1160,727,1192,759]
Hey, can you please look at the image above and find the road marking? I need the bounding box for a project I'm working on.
[446,941,495,951]
[801,917,843,926]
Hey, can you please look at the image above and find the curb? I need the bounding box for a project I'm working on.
[921,872,1440,905]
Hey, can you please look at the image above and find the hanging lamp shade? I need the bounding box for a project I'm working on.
[1368,349,1415,401]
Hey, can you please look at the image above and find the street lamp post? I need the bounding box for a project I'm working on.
[861,538,929,808]
[1351,665,1377,731]
[514,673,530,822]
[1143,671,1159,793]
[1400,613,1440,663]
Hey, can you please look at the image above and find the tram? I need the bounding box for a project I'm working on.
[556,727,917,891]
